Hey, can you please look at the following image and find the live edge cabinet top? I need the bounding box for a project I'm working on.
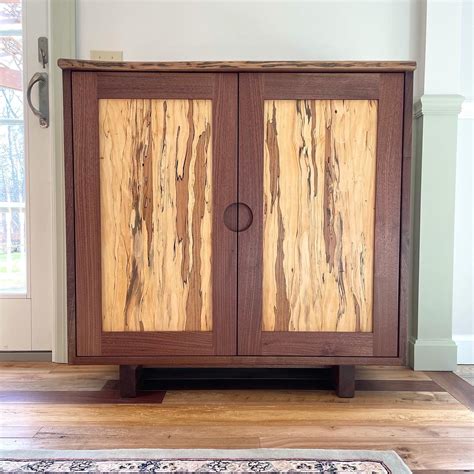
[58,59,416,73]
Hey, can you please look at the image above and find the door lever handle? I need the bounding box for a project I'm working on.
[26,72,49,128]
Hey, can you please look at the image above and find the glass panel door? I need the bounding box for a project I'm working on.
[0,1,26,295]
[0,0,52,352]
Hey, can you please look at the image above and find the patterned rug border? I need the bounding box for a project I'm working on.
[0,448,411,473]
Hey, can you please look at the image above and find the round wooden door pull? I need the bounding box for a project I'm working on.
[223,203,253,232]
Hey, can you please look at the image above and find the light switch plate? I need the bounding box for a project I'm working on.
[90,50,123,61]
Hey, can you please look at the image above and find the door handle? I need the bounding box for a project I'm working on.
[26,72,49,128]
[223,203,253,232]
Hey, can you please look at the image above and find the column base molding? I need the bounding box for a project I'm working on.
[414,94,464,118]
[408,337,457,371]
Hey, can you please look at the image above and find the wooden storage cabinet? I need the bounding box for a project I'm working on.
[61,60,415,398]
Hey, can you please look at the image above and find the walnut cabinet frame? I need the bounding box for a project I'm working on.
[60,60,415,398]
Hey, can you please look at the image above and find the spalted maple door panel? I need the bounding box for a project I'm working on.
[262,99,377,333]
[238,73,404,357]
[72,72,238,357]
[99,98,213,332]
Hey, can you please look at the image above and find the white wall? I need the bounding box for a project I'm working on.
[453,0,474,364]
[76,0,424,94]
[423,0,463,95]
[454,110,474,364]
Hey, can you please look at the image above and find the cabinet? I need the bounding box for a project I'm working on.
[60,60,415,397]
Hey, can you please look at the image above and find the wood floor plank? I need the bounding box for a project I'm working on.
[0,436,261,450]
[428,371,474,410]
[162,389,458,406]
[0,426,40,438]
[0,390,165,404]
[1,404,472,425]
[33,423,474,440]
[356,366,432,381]
[0,380,111,391]
[0,362,55,371]
[356,380,444,392]
[0,364,117,391]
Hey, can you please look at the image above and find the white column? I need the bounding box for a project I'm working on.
[409,0,466,370]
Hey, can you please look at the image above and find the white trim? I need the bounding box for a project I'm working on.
[408,337,458,371]
[459,99,474,120]
[0,351,52,361]
[26,0,54,351]
[49,0,76,363]
[22,0,32,301]
[414,94,464,118]
[453,334,474,364]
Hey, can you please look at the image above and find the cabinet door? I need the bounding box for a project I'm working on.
[238,73,404,357]
[72,72,237,357]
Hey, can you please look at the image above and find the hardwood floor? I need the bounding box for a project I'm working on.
[0,363,473,472]
[456,365,474,387]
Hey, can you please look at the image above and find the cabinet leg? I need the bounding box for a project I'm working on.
[119,365,142,398]
[333,365,355,398]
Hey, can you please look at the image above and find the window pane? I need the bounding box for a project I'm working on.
[0,1,25,294]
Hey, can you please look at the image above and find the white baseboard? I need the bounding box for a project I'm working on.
[0,351,52,362]
[408,337,458,370]
[453,334,474,364]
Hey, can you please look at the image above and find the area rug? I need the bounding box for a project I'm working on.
[0,448,411,472]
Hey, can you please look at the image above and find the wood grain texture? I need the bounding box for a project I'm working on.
[101,332,215,356]
[238,73,264,355]
[260,333,373,356]
[72,72,102,356]
[0,390,165,404]
[399,71,414,363]
[63,69,76,361]
[99,99,213,332]
[58,59,416,72]
[372,74,404,356]
[428,372,474,411]
[238,72,404,357]
[97,73,215,99]
[333,365,355,398]
[69,355,403,366]
[70,72,236,357]
[66,67,408,361]
[262,73,380,100]
[119,365,142,397]
[210,73,239,355]
[262,99,377,332]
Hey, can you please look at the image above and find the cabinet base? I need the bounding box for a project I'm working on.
[119,365,143,398]
[119,365,356,398]
[332,365,355,398]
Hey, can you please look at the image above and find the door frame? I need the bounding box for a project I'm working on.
[237,72,405,358]
[67,71,238,358]
[50,0,76,362]
[0,0,76,360]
